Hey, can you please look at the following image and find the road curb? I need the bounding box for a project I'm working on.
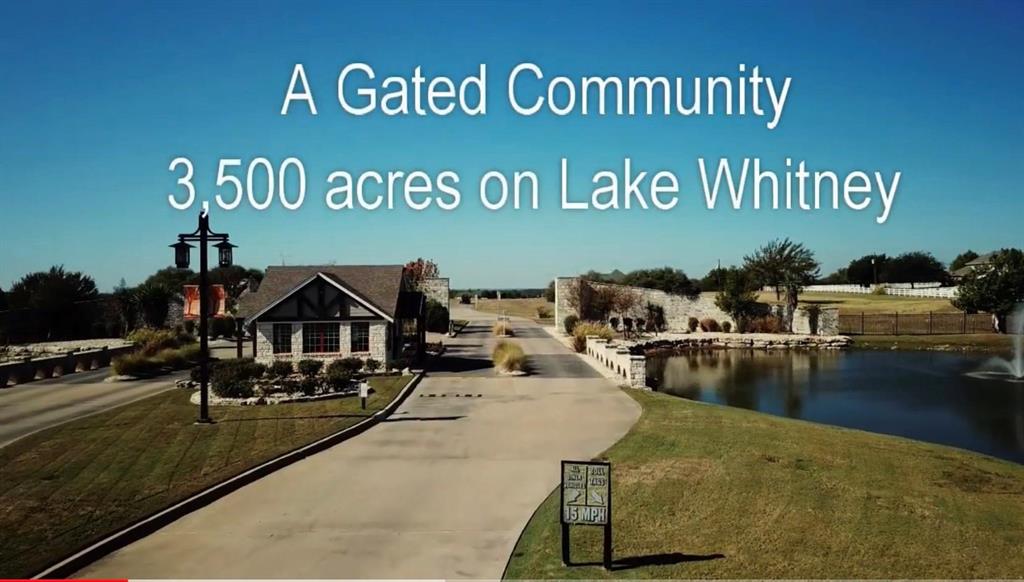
[32,373,424,579]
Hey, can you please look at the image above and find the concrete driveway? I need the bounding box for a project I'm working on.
[78,307,640,579]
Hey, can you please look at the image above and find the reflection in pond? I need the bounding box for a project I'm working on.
[646,349,1024,464]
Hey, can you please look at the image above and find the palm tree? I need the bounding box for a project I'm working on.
[744,239,819,331]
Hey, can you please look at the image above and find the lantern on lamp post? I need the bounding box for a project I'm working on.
[171,210,234,424]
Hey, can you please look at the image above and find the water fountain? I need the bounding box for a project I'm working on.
[969,304,1024,383]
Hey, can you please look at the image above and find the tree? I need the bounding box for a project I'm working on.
[950,250,980,273]
[819,267,848,284]
[846,254,888,286]
[544,280,556,303]
[207,265,264,308]
[620,267,700,298]
[404,258,440,284]
[0,286,6,311]
[701,267,729,292]
[7,266,99,340]
[143,267,195,294]
[714,268,761,326]
[952,248,1024,332]
[135,283,173,328]
[112,287,139,336]
[884,252,948,287]
[744,239,819,331]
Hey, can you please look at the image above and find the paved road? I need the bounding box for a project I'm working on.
[0,369,186,448]
[78,306,640,579]
[0,340,238,448]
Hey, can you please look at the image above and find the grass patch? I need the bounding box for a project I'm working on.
[852,333,1016,354]
[476,298,556,322]
[752,290,957,315]
[505,390,1024,579]
[0,374,413,578]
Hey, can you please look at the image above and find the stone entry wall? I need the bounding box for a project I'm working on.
[418,277,450,311]
[554,277,733,332]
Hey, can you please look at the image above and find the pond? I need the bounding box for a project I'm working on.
[645,349,1024,464]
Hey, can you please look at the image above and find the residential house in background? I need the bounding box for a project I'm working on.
[951,252,995,281]
[237,265,425,366]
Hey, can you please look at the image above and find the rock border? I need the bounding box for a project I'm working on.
[32,373,424,579]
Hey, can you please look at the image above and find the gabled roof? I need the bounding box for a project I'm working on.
[952,252,996,278]
[237,265,405,321]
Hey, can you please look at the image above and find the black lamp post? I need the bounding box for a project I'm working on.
[171,210,233,424]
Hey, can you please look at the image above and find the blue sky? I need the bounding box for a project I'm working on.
[1,0,1022,291]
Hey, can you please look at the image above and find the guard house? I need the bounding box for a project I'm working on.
[237,265,425,366]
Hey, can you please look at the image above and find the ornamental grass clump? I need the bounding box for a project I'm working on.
[493,321,514,337]
[492,340,525,373]
[570,321,615,353]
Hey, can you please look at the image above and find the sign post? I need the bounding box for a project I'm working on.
[358,381,369,410]
[560,460,612,569]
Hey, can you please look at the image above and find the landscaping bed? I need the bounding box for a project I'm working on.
[504,389,1024,579]
[0,374,413,578]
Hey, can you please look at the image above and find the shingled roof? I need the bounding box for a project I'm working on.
[237,265,406,320]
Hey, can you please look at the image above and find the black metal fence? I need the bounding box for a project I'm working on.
[838,312,995,335]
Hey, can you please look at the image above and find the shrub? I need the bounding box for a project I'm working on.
[493,321,513,337]
[687,317,700,332]
[297,359,323,378]
[364,358,381,373]
[127,327,192,355]
[299,377,319,397]
[390,357,410,371]
[571,322,614,353]
[425,299,450,333]
[153,347,187,370]
[571,334,587,353]
[209,359,262,399]
[269,360,294,377]
[325,368,352,391]
[536,306,552,319]
[722,321,733,333]
[744,315,783,333]
[492,340,525,373]
[609,317,620,330]
[635,318,646,332]
[871,285,887,295]
[645,302,667,332]
[699,318,721,332]
[329,357,364,375]
[460,293,472,304]
[563,315,580,335]
[112,352,161,377]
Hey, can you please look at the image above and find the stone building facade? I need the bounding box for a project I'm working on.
[237,265,426,366]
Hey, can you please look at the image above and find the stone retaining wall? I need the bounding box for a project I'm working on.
[555,277,733,332]
[635,332,852,352]
[0,346,136,387]
[584,336,648,389]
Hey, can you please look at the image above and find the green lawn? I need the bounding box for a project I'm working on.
[753,290,957,315]
[0,375,412,578]
[505,389,1024,579]
[853,333,1017,354]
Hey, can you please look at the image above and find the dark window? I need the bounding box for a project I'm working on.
[351,321,370,353]
[303,322,340,353]
[272,324,292,354]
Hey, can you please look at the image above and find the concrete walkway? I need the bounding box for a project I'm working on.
[78,306,640,579]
